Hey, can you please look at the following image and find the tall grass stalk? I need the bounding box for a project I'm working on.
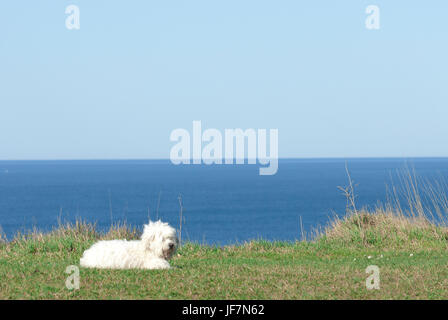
[325,167,448,248]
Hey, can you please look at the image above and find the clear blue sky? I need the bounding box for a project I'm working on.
[0,1,447,160]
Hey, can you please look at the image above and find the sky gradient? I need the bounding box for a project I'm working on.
[0,1,447,159]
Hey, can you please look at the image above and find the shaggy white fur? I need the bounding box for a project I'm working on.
[80,221,178,270]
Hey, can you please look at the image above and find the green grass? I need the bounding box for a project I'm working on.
[1,212,448,300]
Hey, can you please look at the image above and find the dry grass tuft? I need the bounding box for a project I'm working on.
[8,219,141,248]
[323,209,448,248]
[102,221,140,240]
[321,167,448,249]
[0,226,6,245]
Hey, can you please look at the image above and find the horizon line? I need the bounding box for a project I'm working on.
[1,156,448,162]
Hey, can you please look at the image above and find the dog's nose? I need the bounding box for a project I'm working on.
[169,243,174,249]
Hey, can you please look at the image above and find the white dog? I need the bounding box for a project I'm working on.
[80,221,178,270]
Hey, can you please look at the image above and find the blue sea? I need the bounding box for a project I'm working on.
[0,158,448,244]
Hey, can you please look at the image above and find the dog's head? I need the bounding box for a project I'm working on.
[141,220,179,259]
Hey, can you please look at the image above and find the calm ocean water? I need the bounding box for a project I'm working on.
[0,158,447,244]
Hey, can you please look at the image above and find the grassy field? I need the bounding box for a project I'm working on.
[1,172,448,299]
[1,210,448,299]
